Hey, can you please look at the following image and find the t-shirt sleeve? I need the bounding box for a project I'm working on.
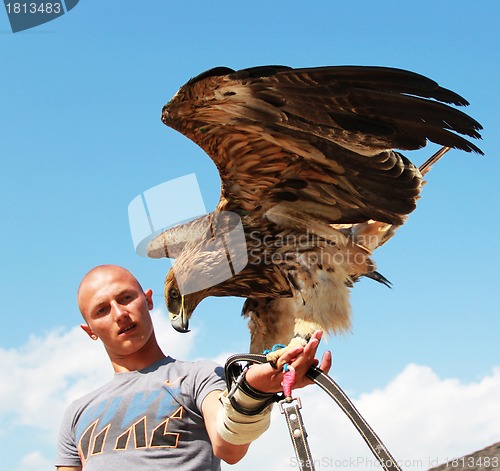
[192,360,226,413]
[55,402,82,468]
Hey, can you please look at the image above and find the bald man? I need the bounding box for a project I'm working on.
[56,265,331,470]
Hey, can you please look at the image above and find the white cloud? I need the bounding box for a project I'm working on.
[356,364,500,461]
[17,451,53,471]
[1,319,498,471]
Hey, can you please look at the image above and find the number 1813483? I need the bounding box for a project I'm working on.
[5,3,62,14]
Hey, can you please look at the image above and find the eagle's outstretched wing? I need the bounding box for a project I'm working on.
[158,65,481,230]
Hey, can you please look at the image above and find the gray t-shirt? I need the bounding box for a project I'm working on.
[56,356,226,470]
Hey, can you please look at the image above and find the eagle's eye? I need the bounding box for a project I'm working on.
[170,288,180,299]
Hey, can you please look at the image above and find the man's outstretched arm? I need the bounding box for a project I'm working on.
[202,331,331,464]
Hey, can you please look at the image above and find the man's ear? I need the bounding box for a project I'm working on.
[81,324,98,340]
[144,289,153,310]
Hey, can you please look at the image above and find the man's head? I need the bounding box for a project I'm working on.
[77,265,157,363]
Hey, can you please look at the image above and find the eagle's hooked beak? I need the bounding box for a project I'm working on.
[170,295,190,333]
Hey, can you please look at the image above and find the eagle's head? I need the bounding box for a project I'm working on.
[161,66,237,135]
[155,211,250,334]
[164,268,206,333]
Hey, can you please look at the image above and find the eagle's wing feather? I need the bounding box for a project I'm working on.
[210,66,481,149]
[151,65,482,257]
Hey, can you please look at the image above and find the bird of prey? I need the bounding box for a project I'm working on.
[147,65,482,359]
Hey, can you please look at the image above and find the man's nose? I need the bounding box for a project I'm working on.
[110,301,128,320]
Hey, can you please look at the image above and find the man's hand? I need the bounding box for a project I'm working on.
[244,331,331,394]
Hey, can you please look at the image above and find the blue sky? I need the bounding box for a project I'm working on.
[1,1,499,469]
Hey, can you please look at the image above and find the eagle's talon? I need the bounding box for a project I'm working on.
[265,347,286,367]
[264,337,309,367]
[268,359,279,370]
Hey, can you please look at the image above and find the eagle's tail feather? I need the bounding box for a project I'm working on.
[419,146,451,177]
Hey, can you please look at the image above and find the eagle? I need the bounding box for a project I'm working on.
[147,65,482,361]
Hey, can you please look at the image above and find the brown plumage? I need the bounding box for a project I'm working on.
[147,65,482,355]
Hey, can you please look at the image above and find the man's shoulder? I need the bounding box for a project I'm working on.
[168,358,224,378]
[170,357,221,369]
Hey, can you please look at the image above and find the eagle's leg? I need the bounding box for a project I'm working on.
[264,319,323,367]
[245,297,296,355]
[244,298,323,366]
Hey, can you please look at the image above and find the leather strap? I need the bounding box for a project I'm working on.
[280,397,315,471]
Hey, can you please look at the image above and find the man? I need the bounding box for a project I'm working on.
[56,264,331,470]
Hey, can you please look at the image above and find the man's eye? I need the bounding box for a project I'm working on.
[121,294,134,304]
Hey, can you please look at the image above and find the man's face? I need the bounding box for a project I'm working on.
[79,267,155,360]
